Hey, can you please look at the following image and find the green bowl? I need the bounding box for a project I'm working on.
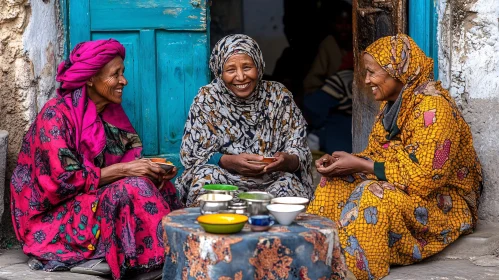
[203,184,238,191]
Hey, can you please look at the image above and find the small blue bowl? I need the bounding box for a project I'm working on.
[248,216,275,232]
[248,215,274,227]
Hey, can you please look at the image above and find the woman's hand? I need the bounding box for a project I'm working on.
[156,167,178,190]
[219,153,265,177]
[123,160,178,188]
[264,152,299,173]
[317,151,374,178]
[315,153,335,169]
[120,159,168,180]
[162,167,178,181]
[100,159,168,186]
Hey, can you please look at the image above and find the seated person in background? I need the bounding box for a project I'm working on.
[304,56,353,154]
[303,1,354,153]
[303,1,353,94]
[177,34,314,207]
[10,39,182,280]
[307,34,482,280]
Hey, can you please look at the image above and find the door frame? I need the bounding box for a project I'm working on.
[59,0,91,53]
[408,0,439,79]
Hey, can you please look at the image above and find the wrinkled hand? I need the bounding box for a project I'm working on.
[219,153,265,177]
[162,167,178,181]
[156,167,178,189]
[316,151,373,178]
[315,153,335,169]
[121,159,176,183]
[220,153,266,177]
[264,152,299,173]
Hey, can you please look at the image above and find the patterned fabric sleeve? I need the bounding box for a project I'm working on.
[280,95,314,183]
[355,125,383,161]
[12,103,101,210]
[375,96,461,197]
[179,93,221,169]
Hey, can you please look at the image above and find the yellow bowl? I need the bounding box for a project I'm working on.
[197,214,248,234]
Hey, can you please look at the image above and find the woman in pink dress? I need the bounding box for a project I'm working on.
[10,39,182,279]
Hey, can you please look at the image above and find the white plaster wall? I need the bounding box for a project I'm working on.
[0,0,62,234]
[437,0,499,222]
[23,0,60,113]
[438,0,499,99]
[242,0,288,75]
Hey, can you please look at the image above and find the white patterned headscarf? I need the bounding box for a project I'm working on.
[209,34,266,102]
[209,34,265,81]
[204,34,269,126]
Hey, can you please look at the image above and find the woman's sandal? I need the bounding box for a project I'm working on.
[70,258,111,276]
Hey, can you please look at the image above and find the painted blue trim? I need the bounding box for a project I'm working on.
[68,1,91,49]
[431,2,439,80]
[408,0,439,79]
[59,0,69,57]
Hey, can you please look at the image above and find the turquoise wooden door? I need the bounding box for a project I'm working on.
[66,0,210,165]
[408,0,438,78]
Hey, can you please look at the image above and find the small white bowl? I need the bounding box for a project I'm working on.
[271,197,309,206]
[266,204,304,226]
[271,197,309,212]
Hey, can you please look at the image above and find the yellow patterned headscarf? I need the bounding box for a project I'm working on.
[364,34,454,131]
[365,34,433,85]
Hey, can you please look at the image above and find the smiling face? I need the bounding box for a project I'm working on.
[87,56,127,108]
[221,53,259,99]
[363,53,404,102]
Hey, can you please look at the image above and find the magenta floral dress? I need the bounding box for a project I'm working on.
[10,97,182,279]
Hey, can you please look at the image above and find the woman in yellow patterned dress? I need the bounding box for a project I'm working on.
[307,34,482,280]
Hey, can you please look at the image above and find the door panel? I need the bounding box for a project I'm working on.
[352,0,407,152]
[91,32,142,144]
[156,32,209,154]
[409,0,438,78]
[138,30,160,155]
[90,0,207,31]
[68,0,210,167]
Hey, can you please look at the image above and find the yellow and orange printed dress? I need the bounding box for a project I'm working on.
[307,34,482,280]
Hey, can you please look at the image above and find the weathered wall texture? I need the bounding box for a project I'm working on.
[0,131,8,226]
[438,0,499,222]
[0,0,63,245]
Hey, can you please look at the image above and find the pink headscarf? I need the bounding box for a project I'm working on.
[56,39,140,167]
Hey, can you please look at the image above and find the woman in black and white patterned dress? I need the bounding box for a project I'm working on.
[176,34,314,206]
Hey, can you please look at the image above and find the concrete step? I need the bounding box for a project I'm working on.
[431,220,499,260]
[0,249,102,280]
[385,257,499,280]
[385,220,499,279]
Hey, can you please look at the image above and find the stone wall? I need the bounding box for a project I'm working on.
[0,131,8,222]
[437,0,499,221]
[0,0,63,246]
